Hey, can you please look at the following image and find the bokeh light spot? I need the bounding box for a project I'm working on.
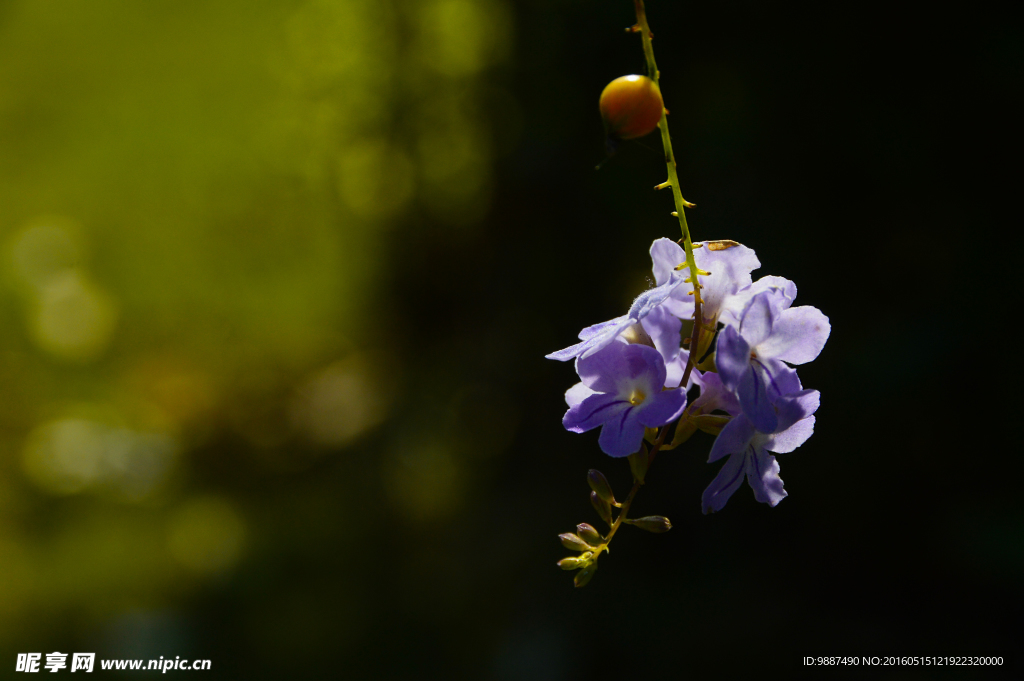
[167,496,245,576]
[385,442,464,523]
[415,94,492,225]
[22,418,108,495]
[337,139,416,221]
[289,355,393,448]
[21,416,178,500]
[7,218,84,289]
[417,0,512,77]
[29,270,118,361]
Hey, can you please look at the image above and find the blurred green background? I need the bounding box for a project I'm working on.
[0,0,1019,678]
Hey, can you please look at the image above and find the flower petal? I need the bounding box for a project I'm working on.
[545,339,590,362]
[692,241,760,322]
[738,291,777,347]
[765,415,816,453]
[707,414,756,463]
[637,387,688,428]
[562,392,628,433]
[663,353,686,390]
[545,316,631,362]
[757,306,831,365]
[702,449,747,514]
[626,273,686,322]
[641,305,684,387]
[765,360,802,399]
[746,444,787,506]
[650,238,686,287]
[564,382,597,408]
[739,361,778,433]
[597,406,646,457]
[578,318,622,341]
[774,389,820,433]
[720,275,796,327]
[690,369,742,416]
[576,343,666,403]
[574,338,632,393]
[715,325,750,391]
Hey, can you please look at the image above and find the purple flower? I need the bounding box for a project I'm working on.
[688,369,741,417]
[640,304,689,388]
[702,365,819,513]
[546,269,686,362]
[650,237,760,326]
[719,275,796,328]
[563,342,687,457]
[716,289,830,433]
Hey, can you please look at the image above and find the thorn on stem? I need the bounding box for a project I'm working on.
[654,181,671,191]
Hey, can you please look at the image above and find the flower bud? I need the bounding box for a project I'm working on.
[559,532,593,551]
[630,515,672,533]
[587,469,615,503]
[590,491,613,526]
[557,557,581,570]
[574,562,598,587]
[576,523,602,546]
[599,75,664,140]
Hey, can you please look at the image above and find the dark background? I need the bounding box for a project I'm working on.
[0,0,1019,679]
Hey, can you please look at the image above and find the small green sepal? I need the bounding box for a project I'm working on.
[660,418,697,451]
[691,414,731,435]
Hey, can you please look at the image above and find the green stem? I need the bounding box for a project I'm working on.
[633,0,703,387]
[595,426,670,554]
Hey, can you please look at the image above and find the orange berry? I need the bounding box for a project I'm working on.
[599,75,664,140]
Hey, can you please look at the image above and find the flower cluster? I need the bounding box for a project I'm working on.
[549,1,831,588]
[548,238,830,513]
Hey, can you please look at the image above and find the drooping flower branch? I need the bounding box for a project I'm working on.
[549,1,831,587]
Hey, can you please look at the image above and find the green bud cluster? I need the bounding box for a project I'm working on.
[556,467,673,587]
